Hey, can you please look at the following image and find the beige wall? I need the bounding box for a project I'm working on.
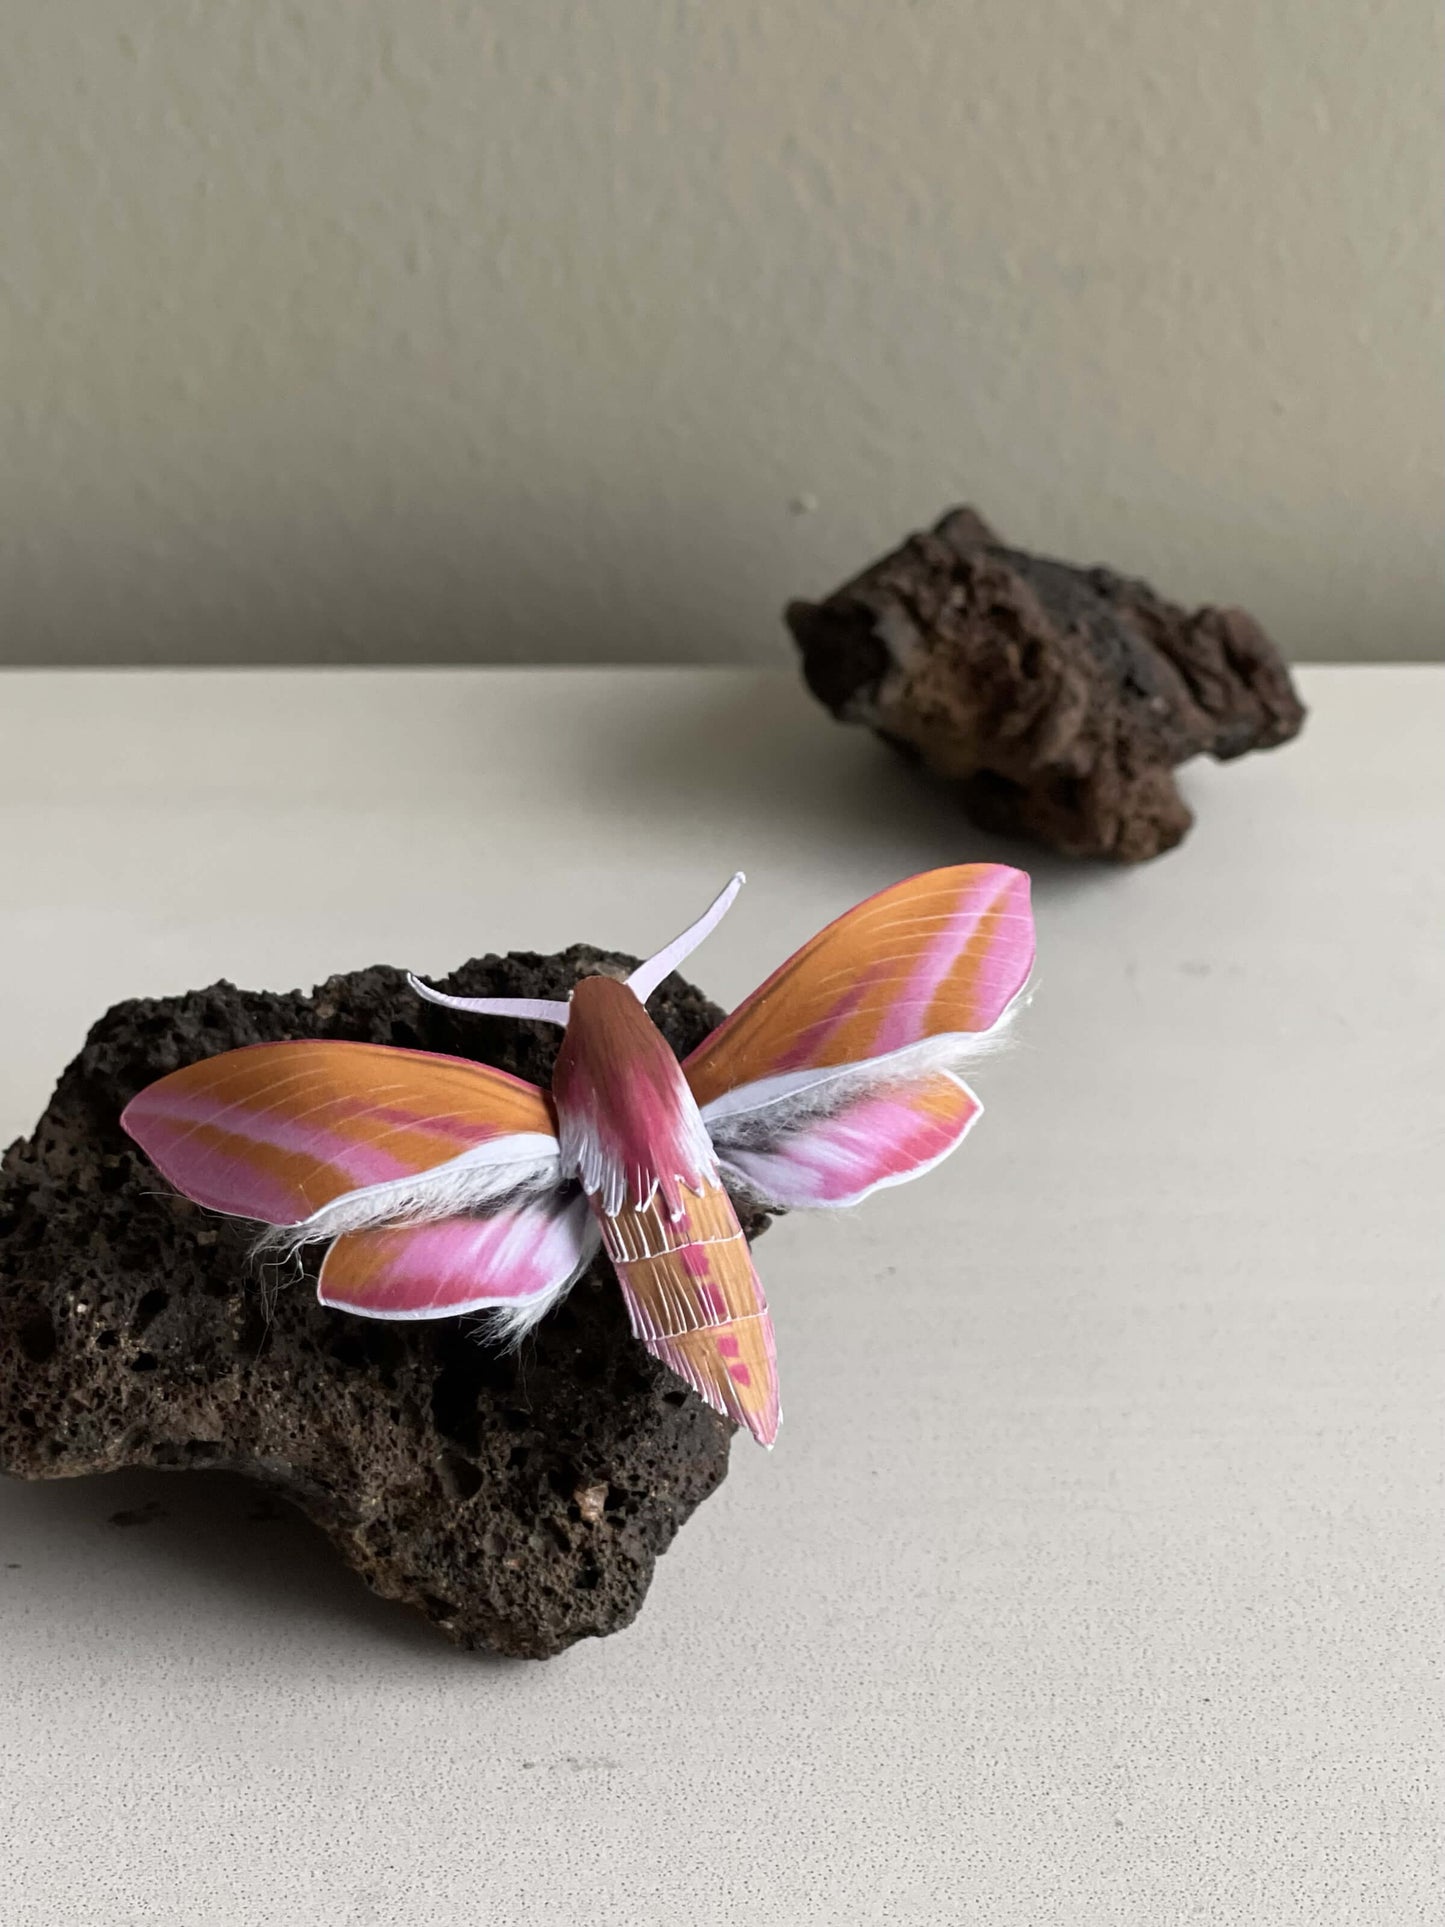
[1,2,1439,668]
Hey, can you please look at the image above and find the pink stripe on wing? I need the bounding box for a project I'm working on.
[723,1077,981,1208]
[134,1125,308,1225]
[140,1091,420,1189]
[771,972,878,1073]
[318,1193,593,1318]
[871,870,1014,1054]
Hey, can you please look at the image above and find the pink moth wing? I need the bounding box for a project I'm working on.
[121,1038,557,1227]
[119,1038,589,1318]
[682,864,1033,1210]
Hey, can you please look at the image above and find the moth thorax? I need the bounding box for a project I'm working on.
[551,974,714,1216]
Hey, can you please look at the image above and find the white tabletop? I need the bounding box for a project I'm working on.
[1,665,1440,1925]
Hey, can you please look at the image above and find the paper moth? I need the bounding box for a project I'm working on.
[122,865,1034,1447]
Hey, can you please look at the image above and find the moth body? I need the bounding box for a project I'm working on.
[552,975,781,1446]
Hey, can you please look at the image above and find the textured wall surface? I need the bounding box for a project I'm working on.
[1,2,1440,667]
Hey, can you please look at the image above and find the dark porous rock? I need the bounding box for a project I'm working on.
[0,949,759,1658]
[787,507,1307,861]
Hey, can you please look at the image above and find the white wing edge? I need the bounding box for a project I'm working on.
[713,1070,983,1212]
[257,1130,567,1258]
[314,1191,603,1347]
[698,1029,1008,1149]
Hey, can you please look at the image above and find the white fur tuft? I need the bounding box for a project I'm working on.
[559,1100,717,1220]
[700,1010,1023,1153]
[256,1133,564,1262]
[482,1211,603,1347]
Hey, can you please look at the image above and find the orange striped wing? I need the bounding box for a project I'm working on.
[683,864,1033,1107]
[599,1183,780,1447]
[122,1039,556,1227]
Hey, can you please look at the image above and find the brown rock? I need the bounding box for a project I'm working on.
[787,507,1307,861]
[0,948,764,1658]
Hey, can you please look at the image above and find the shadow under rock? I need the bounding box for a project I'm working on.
[575,672,1109,911]
[1,1465,515,1666]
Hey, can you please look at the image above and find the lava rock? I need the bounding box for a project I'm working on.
[0,949,761,1658]
[787,507,1307,861]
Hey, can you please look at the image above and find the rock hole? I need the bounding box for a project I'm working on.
[430,1357,482,1455]
[326,1330,370,1370]
[132,1288,169,1334]
[439,1452,483,1502]
[130,1351,158,1372]
[17,1309,56,1364]
[327,1321,403,1375]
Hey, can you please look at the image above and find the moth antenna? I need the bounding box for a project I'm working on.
[406,976,571,1027]
[627,872,746,1004]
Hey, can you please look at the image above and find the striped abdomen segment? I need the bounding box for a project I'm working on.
[598,1182,781,1447]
